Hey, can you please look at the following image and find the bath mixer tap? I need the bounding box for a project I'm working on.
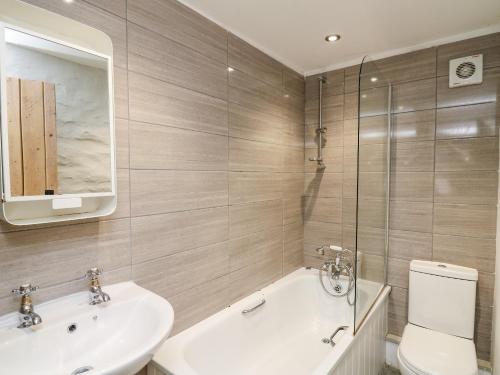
[11,284,42,329]
[85,268,111,305]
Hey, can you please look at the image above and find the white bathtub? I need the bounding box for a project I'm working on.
[150,267,390,375]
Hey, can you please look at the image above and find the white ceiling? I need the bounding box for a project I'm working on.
[178,0,500,75]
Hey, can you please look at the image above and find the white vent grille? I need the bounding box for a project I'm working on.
[449,54,483,88]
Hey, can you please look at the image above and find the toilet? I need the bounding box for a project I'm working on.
[397,260,479,375]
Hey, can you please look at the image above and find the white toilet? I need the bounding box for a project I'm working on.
[397,260,479,375]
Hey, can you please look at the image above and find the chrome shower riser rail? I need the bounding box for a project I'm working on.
[309,76,327,169]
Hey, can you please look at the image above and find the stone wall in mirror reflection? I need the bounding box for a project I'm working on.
[5,28,111,196]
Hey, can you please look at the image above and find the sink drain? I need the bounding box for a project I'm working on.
[71,366,93,375]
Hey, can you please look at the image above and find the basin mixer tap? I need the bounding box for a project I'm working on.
[12,284,42,329]
[86,268,111,305]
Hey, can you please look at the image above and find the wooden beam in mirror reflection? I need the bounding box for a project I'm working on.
[7,77,58,196]
[20,79,46,196]
[6,77,23,196]
[43,82,58,193]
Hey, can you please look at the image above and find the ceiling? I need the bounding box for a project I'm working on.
[178,0,500,75]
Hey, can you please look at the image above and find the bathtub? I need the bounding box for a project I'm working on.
[150,267,390,375]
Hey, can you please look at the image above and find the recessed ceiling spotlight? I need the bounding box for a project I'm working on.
[370,77,378,82]
[64,0,73,3]
[227,66,234,72]
[325,34,341,43]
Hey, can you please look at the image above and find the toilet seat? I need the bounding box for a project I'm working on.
[398,324,478,375]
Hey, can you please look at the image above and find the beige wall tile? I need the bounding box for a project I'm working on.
[357,226,385,255]
[229,226,283,272]
[284,68,305,98]
[131,207,228,264]
[343,119,358,146]
[392,78,436,113]
[115,118,129,169]
[229,103,286,145]
[358,199,386,228]
[433,234,496,273]
[130,170,228,216]
[284,146,305,173]
[390,201,433,233]
[169,275,230,334]
[435,137,498,171]
[304,172,342,198]
[129,72,228,135]
[127,0,227,64]
[359,253,385,283]
[392,110,436,142]
[376,48,437,84]
[128,22,227,100]
[132,241,229,297]
[359,172,386,200]
[433,203,497,239]
[344,65,360,94]
[305,147,343,173]
[434,171,498,205]
[359,86,390,118]
[436,102,498,140]
[303,197,342,223]
[389,229,432,260]
[284,197,303,226]
[86,0,126,18]
[306,121,343,148]
[306,70,344,100]
[359,115,387,144]
[229,70,286,119]
[342,198,356,227]
[228,34,283,88]
[391,141,434,172]
[359,144,387,172]
[306,94,344,125]
[343,145,358,173]
[475,305,493,360]
[230,138,283,172]
[304,220,342,246]
[388,286,408,337]
[344,92,359,120]
[390,172,434,202]
[229,200,283,238]
[387,258,410,289]
[229,172,282,205]
[130,121,228,170]
[114,67,129,119]
[437,67,500,108]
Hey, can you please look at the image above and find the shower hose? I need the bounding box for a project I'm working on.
[319,263,356,306]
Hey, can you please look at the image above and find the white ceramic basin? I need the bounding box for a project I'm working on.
[0,282,174,375]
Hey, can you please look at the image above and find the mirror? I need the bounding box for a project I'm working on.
[3,28,112,197]
[0,0,116,225]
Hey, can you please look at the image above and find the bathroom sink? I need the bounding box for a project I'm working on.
[0,281,174,375]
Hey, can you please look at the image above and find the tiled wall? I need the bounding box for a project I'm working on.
[0,0,305,336]
[304,32,499,361]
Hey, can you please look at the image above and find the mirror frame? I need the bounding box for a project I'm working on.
[0,0,117,225]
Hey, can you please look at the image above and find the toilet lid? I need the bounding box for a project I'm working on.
[399,324,478,375]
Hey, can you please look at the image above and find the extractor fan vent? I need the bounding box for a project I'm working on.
[449,54,483,88]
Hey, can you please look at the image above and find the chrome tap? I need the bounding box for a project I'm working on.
[85,268,111,305]
[11,284,42,329]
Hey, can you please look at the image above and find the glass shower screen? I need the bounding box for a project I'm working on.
[353,56,391,333]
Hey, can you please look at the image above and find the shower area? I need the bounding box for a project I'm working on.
[305,55,392,333]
